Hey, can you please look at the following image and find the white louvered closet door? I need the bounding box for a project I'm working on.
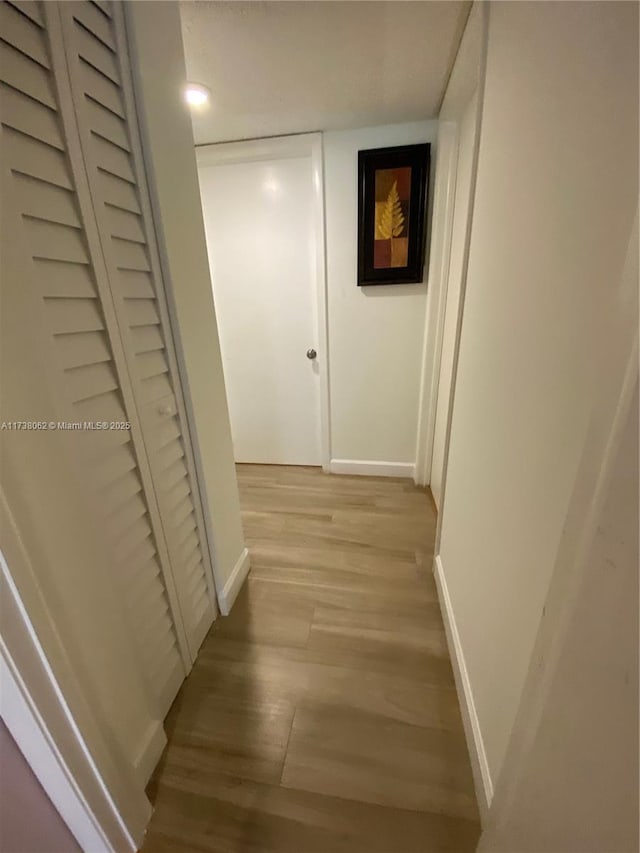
[56,0,217,658]
[0,0,189,717]
[0,0,217,711]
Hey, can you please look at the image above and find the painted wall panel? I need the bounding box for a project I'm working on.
[439,0,638,786]
[324,121,437,467]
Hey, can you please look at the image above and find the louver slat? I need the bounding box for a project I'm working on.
[165,477,191,512]
[123,299,159,328]
[112,239,150,272]
[45,297,103,334]
[90,0,112,19]
[137,351,168,382]
[130,324,164,354]
[95,168,140,213]
[140,373,173,404]
[104,205,145,242]
[78,59,123,117]
[156,437,184,473]
[56,330,111,368]
[15,174,81,228]
[65,360,118,402]
[106,492,147,539]
[118,269,155,300]
[75,388,126,425]
[8,0,44,27]
[25,218,89,263]
[91,133,135,183]
[0,83,63,149]
[85,97,129,150]
[0,40,55,107]
[4,128,72,189]
[72,1,115,50]
[0,1,50,67]
[73,24,120,85]
[36,259,96,297]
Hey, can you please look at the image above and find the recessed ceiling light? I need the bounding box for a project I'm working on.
[184,83,210,108]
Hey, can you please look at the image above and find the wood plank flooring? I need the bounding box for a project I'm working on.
[143,465,479,853]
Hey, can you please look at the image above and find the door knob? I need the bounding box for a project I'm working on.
[306,348,317,360]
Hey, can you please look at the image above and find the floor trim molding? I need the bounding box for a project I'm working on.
[218,547,251,616]
[329,459,416,479]
[433,553,493,823]
[133,720,166,787]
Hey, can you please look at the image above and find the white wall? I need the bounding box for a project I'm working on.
[480,377,638,852]
[324,121,437,473]
[437,0,638,799]
[126,2,247,594]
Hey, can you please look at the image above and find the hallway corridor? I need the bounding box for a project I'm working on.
[143,466,479,852]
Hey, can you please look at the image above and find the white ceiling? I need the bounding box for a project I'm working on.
[179,1,471,145]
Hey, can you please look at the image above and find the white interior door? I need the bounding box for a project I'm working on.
[431,91,478,508]
[197,139,322,465]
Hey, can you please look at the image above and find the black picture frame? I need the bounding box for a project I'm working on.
[357,143,431,286]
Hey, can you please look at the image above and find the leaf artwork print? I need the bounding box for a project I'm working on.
[377,181,405,240]
[373,167,411,269]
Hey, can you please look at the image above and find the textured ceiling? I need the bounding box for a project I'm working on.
[179,1,471,145]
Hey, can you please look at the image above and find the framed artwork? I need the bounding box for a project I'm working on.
[357,143,431,286]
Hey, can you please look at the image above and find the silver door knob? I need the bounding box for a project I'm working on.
[306,348,317,360]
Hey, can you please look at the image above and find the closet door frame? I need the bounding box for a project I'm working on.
[1,495,149,853]
[108,0,220,637]
[110,0,220,633]
[56,2,220,644]
[42,2,194,679]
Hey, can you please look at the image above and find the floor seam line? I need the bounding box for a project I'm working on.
[278,707,298,787]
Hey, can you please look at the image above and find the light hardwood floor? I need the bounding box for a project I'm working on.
[143,465,479,852]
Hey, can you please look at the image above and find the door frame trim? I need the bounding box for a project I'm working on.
[195,133,332,471]
[414,2,488,491]
[414,121,459,488]
[0,491,149,853]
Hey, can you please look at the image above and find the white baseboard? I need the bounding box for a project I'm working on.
[433,554,493,823]
[218,547,251,616]
[329,459,416,479]
[134,720,166,787]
